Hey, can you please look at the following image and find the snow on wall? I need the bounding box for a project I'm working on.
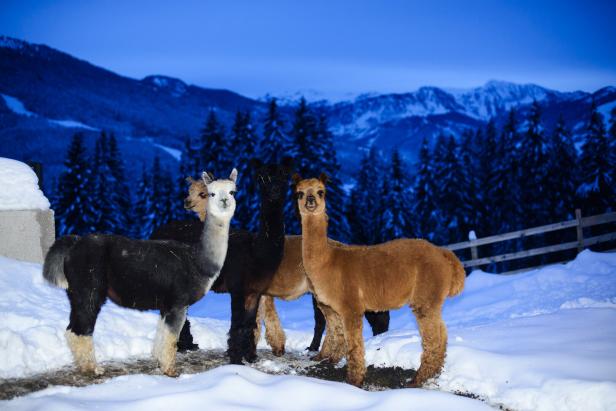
[0,158,49,210]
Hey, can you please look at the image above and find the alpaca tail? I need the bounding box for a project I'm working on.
[42,235,80,289]
[442,248,465,297]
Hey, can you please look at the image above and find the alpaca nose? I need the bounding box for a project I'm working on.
[306,195,316,205]
[184,199,192,209]
[221,198,228,207]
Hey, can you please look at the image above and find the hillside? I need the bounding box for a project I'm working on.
[1,36,615,187]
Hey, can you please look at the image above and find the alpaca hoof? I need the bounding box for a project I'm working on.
[310,353,323,362]
[94,366,104,376]
[177,342,199,353]
[229,356,244,365]
[306,345,319,352]
[346,375,364,388]
[272,347,285,357]
[163,368,179,377]
[407,377,422,388]
[244,352,258,363]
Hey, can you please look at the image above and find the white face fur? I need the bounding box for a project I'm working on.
[202,169,237,219]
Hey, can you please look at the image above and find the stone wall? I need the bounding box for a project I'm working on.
[0,209,55,264]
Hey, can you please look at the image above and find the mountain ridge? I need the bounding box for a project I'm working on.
[1,35,614,186]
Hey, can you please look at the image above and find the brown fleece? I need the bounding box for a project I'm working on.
[294,175,465,388]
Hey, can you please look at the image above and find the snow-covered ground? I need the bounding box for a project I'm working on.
[0,158,49,210]
[1,250,615,410]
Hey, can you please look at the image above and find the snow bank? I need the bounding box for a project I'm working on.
[0,365,491,411]
[0,158,49,210]
[1,251,616,410]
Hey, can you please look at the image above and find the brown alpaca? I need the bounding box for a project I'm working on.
[183,178,359,359]
[293,174,465,388]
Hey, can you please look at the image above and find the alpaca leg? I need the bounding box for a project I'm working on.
[153,307,187,377]
[409,307,447,387]
[313,305,346,364]
[242,293,261,363]
[227,292,245,364]
[253,298,265,348]
[65,273,106,375]
[262,296,286,356]
[341,313,366,387]
[177,319,199,352]
[365,311,390,336]
[307,295,326,351]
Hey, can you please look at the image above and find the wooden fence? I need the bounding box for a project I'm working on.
[444,209,616,274]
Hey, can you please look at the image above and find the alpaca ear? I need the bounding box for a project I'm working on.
[202,171,214,185]
[318,172,330,185]
[281,156,294,173]
[291,173,303,186]
[250,158,262,170]
[185,176,195,184]
[229,168,238,183]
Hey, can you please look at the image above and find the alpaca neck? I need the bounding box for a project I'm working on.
[301,212,331,268]
[199,212,230,279]
[257,200,285,245]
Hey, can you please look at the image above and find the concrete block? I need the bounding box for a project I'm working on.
[0,209,55,264]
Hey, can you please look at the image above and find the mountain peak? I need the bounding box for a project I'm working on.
[0,36,31,50]
[141,75,187,97]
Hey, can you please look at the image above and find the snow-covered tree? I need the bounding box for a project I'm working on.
[577,101,615,215]
[546,116,578,220]
[200,109,229,175]
[54,133,96,235]
[258,98,290,164]
[348,147,385,245]
[412,136,439,240]
[380,149,413,241]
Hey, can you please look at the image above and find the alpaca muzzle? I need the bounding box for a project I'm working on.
[305,195,317,211]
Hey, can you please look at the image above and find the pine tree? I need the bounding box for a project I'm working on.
[54,133,95,235]
[577,101,615,215]
[133,165,155,238]
[90,131,115,233]
[200,110,229,176]
[457,129,481,237]
[412,137,438,240]
[348,147,385,244]
[546,116,578,220]
[380,150,412,241]
[498,109,523,232]
[477,120,499,236]
[518,101,550,226]
[105,133,131,234]
[230,110,260,230]
[259,98,290,164]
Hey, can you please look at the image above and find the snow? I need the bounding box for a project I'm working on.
[154,144,182,161]
[598,101,616,123]
[0,158,50,210]
[1,250,616,410]
[0,93,99,131]
[48,119,100,131]
[1,94,35,117]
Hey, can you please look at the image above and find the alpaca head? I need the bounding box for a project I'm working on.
[202,169,238,220]
[251,157,294,205]
[184,177,208,221]
[292,173,329,216]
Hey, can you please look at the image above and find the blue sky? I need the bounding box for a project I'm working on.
[2,0,615,98]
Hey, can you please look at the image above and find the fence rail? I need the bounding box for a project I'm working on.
[444,209,616,274]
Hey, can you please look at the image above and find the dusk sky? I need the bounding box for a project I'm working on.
[2,0,615,99]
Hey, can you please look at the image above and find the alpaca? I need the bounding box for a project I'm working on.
[42,169,238,376]
[293,174,465,387]
[178,177,390,356]
[178,177,389,360]
[150,177,283,354]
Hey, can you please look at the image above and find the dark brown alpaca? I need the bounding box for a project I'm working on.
[293,174,465,388]
[182,178,389,356]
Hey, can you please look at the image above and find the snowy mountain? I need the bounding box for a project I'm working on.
[1,36,615,186]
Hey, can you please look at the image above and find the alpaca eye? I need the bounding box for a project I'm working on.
[296,192,304,199]
[317,190,324,197]
[210,193,216,197]
[229,190,236,196]
[199,192,207,199]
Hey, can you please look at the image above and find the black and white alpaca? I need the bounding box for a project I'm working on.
[42,169,237,376]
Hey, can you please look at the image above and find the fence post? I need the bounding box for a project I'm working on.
[575,209,584,253]
[468,230,478,261]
